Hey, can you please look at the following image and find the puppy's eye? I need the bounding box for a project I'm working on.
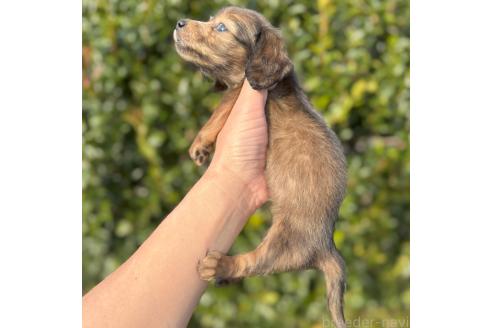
[216,23,228,32]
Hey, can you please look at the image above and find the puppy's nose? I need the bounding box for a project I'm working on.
[176,19,187,29]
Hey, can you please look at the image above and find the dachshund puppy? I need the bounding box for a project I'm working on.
[174,7,347,328]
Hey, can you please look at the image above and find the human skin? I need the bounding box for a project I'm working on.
[82,80,268,327]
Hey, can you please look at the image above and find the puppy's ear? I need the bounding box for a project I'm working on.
[246,26,293,90]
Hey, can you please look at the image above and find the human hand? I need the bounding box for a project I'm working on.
[205,79,269,210]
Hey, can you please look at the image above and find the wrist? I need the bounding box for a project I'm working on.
[202,166,268,216]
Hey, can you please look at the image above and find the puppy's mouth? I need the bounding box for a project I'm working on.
[173,30,207,64]
[173,30,188,56]
[173,30,192,54]
[173,29,189,48]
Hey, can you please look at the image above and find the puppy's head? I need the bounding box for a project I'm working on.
[173,6,292,90]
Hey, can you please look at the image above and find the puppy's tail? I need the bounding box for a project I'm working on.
[318,248,346,328]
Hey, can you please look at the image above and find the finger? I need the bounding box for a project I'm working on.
[232,79,267,115]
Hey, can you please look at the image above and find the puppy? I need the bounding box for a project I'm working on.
[174,7,347,328]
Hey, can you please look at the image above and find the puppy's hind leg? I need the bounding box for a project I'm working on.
[198,220,314,284]
[317,248,346,328]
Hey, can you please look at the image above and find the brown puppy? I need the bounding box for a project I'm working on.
[174,7,347,328]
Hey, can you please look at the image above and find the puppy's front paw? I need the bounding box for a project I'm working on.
[197,250,230,282]
[189,138,212,166]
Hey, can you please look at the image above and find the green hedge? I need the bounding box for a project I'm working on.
[83,0,409,326]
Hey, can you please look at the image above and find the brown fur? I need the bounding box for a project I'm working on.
[174,7,347,328]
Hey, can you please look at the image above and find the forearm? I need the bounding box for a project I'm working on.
[82,171,257,328]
